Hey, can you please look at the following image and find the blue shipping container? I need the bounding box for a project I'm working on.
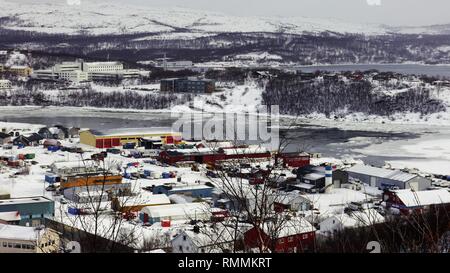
[68,207,79,215]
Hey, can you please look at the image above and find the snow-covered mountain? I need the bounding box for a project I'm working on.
[0,0,420,36]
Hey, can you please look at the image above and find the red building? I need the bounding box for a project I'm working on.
[276,152,310,168]
[243,219,316,253]
[383,189,450,215]
[159,147,271,166]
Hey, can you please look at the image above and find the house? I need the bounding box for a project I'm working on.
[346,164,431,191]
[243,218,316,253]
[0,132,12,145]
[274,191,314,212]
[172,225,246,253]
[80,127,182,148]
[319,209,385,236]
[0,224,60,253]
[0,196,55,226]
[49,127,66,140]
[12,133,43,147]
[38,127,53,139]
[68,127,80,138]
[383,189,450,214]
[160,77,215,93]
[139,203,211,224]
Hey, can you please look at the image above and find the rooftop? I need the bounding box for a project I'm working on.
[0,223,44,241]
[86,127,180,137]
[0,196,53,206]
[347,164,417,182]
[394,189,450,207]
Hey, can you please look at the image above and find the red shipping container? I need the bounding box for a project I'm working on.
[96,139,104,149]
[112,138,120,147]
[166,136,174,144]
[104,138,112,149]
[161,220,171,227]
[18,154,25,160]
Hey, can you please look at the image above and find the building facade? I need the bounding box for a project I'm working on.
[0,197,55,226]
[80,128,181,148]
[161,78,215,93]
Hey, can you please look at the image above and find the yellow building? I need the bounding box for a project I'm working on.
[8,66,33,77]
[79,128,182,148]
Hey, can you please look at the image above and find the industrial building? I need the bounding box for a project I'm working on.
[153,183,214,198]
[111,193,171,212]
[383,188,450,214]
[160,77,215,93]
[0,197,55,226]
[139,203,211,224]
[159,146,271,165]
[79,128,182,148]
[346,164,431,191]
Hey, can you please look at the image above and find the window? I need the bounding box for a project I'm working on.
[183,235,187,241]
[2,242,6,247]
[279,238,284,244]
[179,246,182,251]
[288,237,294,242]
[302,234,308,239]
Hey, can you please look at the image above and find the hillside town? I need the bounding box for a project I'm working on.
[0,115,449,253]
[1,45,450,253]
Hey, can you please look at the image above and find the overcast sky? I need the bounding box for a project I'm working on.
[115,0,448,26]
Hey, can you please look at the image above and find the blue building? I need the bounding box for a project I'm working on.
[160,77,215,93]
[153,184,213,198]
[0,196,55,226]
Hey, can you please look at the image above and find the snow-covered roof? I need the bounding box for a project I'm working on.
[88,127,180,137]
[394,189,450,207]
[0,211,21,222]
[0,196,52,206]
[221,147,268,155]
[117,193,171,207]
[347,164,417,182]
[0,223,44,241]
[261,217,316,238]
[303,173,325,181]
[140,203,210,219]
[331,209,385,228]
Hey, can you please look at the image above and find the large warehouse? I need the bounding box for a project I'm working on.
[346,164,431,191]
[79,128,182,148]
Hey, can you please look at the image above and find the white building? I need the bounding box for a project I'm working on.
[82,61,123,73]
[33,60,126,82]
[172,225,246,253]
[140,202,211,224]
[0,224,60,253]
[319,209,385,236]
[0,79,12,90]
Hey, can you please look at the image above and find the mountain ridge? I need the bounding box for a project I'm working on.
[2,0,449,37]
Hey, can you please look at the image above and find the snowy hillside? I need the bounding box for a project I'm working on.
[0,0,390,36]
